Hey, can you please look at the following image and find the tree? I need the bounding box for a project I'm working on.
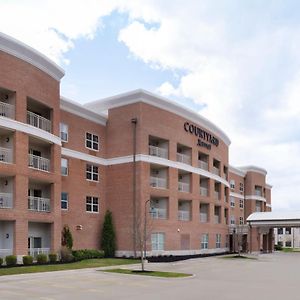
[101,210,116,257]
[62,225,73,250]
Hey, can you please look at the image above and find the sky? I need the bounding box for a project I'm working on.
[1,0,300,212]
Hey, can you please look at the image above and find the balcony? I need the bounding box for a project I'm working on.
[200,187,208,196]
[178,210,190,221]
[28,196,50,212]
[198,160,208,170]
[200,213,208,223]
[0,193,13,209]
[212,166,220,176]
[214,191,220,200]
[150,176,167,189]
[0,101,14,119]
[255,189,262,196]
[149,145,168,159]
[0,147,12,163]
[151,208,167,219]
[214,215,221,224]
[0,248,12,258]
[28,154,50,172]
[178,181,190,193]
[28,247,50,258]
[27,111,51,133]
[177,152,191,165]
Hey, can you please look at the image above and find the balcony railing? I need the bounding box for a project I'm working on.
[0,101,14,119]
[149,145,168,159]
[28,154,50,172]
[28,248,50,258]
[198,160,208,170]
[214,191,220,200]
[150,176,167,189]
[27,111,51,133]
[0,249,13,258]
[178,210,190,221]
[255,189,262,196]
[200,187,208,196]
[212,167,220,176]
[0,193,13,208]
[214,215,221,224]
[178,181,190,192]
[151,208,167,219]
[222,174,228,180]
[200,213,208,223]
[28,196,50,212]
[0,147,12,163]
[176,153,191,165]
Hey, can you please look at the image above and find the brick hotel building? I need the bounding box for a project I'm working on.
[0,33,273,260]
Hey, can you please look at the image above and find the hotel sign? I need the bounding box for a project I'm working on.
[184,122,219,150]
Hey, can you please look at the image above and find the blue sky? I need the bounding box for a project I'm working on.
[1,0,300,211]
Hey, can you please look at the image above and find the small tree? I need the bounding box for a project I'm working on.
[62,225,73,250]
[101,210,116,257]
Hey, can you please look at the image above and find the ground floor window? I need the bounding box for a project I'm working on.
[216,234,221,248]
[151,233,165,250]
[201,233,209,249]
[285,241,292,247]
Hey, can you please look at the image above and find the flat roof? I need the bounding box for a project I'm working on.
[247,212,300,227]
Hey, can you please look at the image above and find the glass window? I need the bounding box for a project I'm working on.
[86,132,99,151]
[61,158,68,176]
[230,216,235,225]
[86,164,99,181]
[277,228,283,235]
[216,234,221,248]
[239,217,244,225]
[61,192,68,210]
[86,196,99,212]
[151,233,165,250]
[239,182,244,192]
[60,123,68,142]
[230,197,235,207]
[239,199,244,209]
[230,180,235,189]
[201,233,209,249]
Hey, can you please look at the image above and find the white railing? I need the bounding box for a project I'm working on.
[176,152,191,165]
[28,154,50,172]
[214,191,220,200]
[151,208,167,219]
[198,160,208,170]
[200,213,208,223]
[255,189,262,196]
[150,176,167,189]
[0,193,13,208]
[212,167,220,176]
[27,111,51,133]
[28,248,50,258]
[0,101,14,119]
[0,147,12,163]
[214,215,221,224]
[178,181,190,192]
[149,145,168,159]
[0,249,13,258]
[178,210,190,221]
[222,174,228,180]
[200,187,208,196]
[28,196,50,212]
[255,206,261,212]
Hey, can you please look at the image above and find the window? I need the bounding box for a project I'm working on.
[216,234,221,248]
[230,216,235,225]
[86,132,99,151]
[230,180,235,189]
[239,217,244,225]
[239,199,244,209]
[86,196,99,212]
[239,182,244,192]
[61,158,68,176]
[201,234,209,249]
[60,123,68,142]
[285,241,292,247]
[151,233,165,250]
[277,228,283,235]
[285,227,291,235]
[230,197,235,207]
[61,192,68,210]
[86,164,99,181]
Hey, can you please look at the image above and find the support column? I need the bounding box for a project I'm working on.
[14,219,28,260]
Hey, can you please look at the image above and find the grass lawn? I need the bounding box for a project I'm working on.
[221,254,257,260]
[0,259,139,276]
[281,248,300,253]
[103,268,192,278]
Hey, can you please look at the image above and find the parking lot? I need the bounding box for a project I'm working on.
[0,252,299,300]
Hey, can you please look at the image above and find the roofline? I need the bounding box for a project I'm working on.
[60,96,107,126]
[0,32,65,81]
[229,165,246,177]
[265,183,273,189]
[238,165,267,176]
[84,89,231,146]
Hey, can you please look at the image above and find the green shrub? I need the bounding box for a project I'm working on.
[62,225,73,250]
[60,246,74,263]
[36,254,48,264]
[49,253,57,263]
[5,255,17,266]
[275,244,283,251]
[22,255,33,265]
[72,249,104,261]
[101,210,116,257]
[0,257,3,266]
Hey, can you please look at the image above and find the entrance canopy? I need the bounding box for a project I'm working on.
[247,211,300,228]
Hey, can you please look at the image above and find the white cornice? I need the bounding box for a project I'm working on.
[0,32,64,81]
[61,148,106,165]
[229,192,244,199]
[84,89,231,146]
[245,195,267,202]
[266,183,273,189]
[239,165,267,176]
[229,165,246,177]
[0,117,61,145]
[266,204,272,208]
[60,97,107,126]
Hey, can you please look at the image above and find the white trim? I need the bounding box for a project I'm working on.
[0,32,64,81]
[229,192,245,199]
[266,183,273,189]
[0,116,61,145]
[60,97,107,126]
[61,147,230,186]
[245,195,267,202]
[84,89,231,146]
[266,204,272,208]
[238,165,267,176]
[229,165,246,177]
